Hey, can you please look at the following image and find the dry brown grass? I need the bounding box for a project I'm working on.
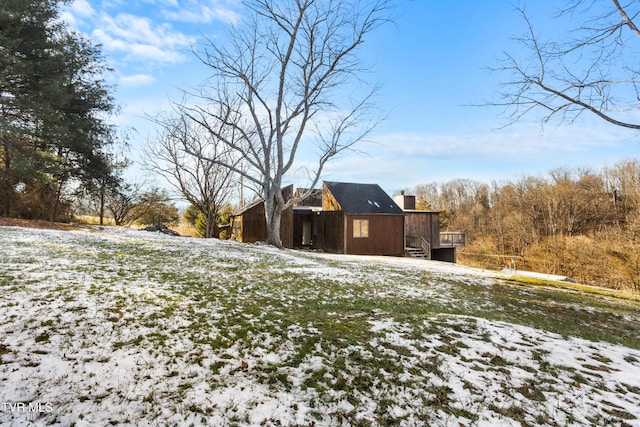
[459,234,640,292]
[0,216,200,238]
[171,222,199,237]
[0,217,94,231]
[74,215,116,226]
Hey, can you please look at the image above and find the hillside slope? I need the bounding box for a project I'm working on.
[1,225,639,426]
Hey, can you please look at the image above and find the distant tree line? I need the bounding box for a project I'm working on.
[414,160,640,291]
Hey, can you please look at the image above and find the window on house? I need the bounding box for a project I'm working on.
[353,219,369,238]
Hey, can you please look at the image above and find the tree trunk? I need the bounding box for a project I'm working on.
[264,187,283,248]
[1,138,11,217]
[205,208,218,238]
[99,178,106,225]
[50,187,60,222]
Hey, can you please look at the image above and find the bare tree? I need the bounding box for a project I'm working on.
[495,1,640,130]
[178,0,391,247]
[604,159,640,221]
[145,111,237,238]
[106,180,145,226]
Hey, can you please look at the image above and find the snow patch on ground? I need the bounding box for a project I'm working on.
[0,225,639,426]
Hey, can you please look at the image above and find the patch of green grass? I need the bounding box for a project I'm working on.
[488,403,526,423]
[624,354,639,363]
[435,340,461,356]
[0,343,10,361]
[602,404,637,420]
[34,331,50,343]
[508,276,640,303]
[593,354,613,364]
[464,280,640,349]
[515,380,547,401]
[113,335,144,350]
[482,352,509,367]
[622,383,640,394]
[582,363,612,373]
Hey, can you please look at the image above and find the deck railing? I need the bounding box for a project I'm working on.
[440,232,466,247]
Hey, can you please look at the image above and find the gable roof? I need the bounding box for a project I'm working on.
[231,197,263,216]
[324,181,404,215]
[232,185,294,216]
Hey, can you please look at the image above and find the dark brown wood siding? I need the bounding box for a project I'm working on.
[345,214,404,256]
[404,211,440,249]
[293,210,307,248]
[231,185,293,248]
[280,186,294,248]
[235,202,266,243]
[320,211,345,253]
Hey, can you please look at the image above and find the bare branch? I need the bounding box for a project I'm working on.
[613,0,640,37]
[486,1,640,131]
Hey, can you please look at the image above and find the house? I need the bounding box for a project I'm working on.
[233,181,465,262]
[293,181,405,256]
[230,185,294,248]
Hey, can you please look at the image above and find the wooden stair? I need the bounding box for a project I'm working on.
[405,247,429,259]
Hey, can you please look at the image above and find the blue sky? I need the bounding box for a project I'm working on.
[63,0,640,198]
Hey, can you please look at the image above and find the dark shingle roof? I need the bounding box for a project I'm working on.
[324,181,403,214]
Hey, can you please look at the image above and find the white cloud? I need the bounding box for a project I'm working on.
[373,120,631,159]
[128,43,187,63]
[59,10,78,27]
[162,5,241,25]
[303,117,640,191]
[62,1,241,72]
[70,0,95,18]
[144,0,180,7]
[102,13,193,48]
[60,0,94,27]
[91,13,194,65]
[119,73,156,86]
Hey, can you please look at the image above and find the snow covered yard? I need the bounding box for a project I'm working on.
[1,225,639,426]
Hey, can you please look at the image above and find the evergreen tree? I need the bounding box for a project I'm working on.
[0,0,119,219]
